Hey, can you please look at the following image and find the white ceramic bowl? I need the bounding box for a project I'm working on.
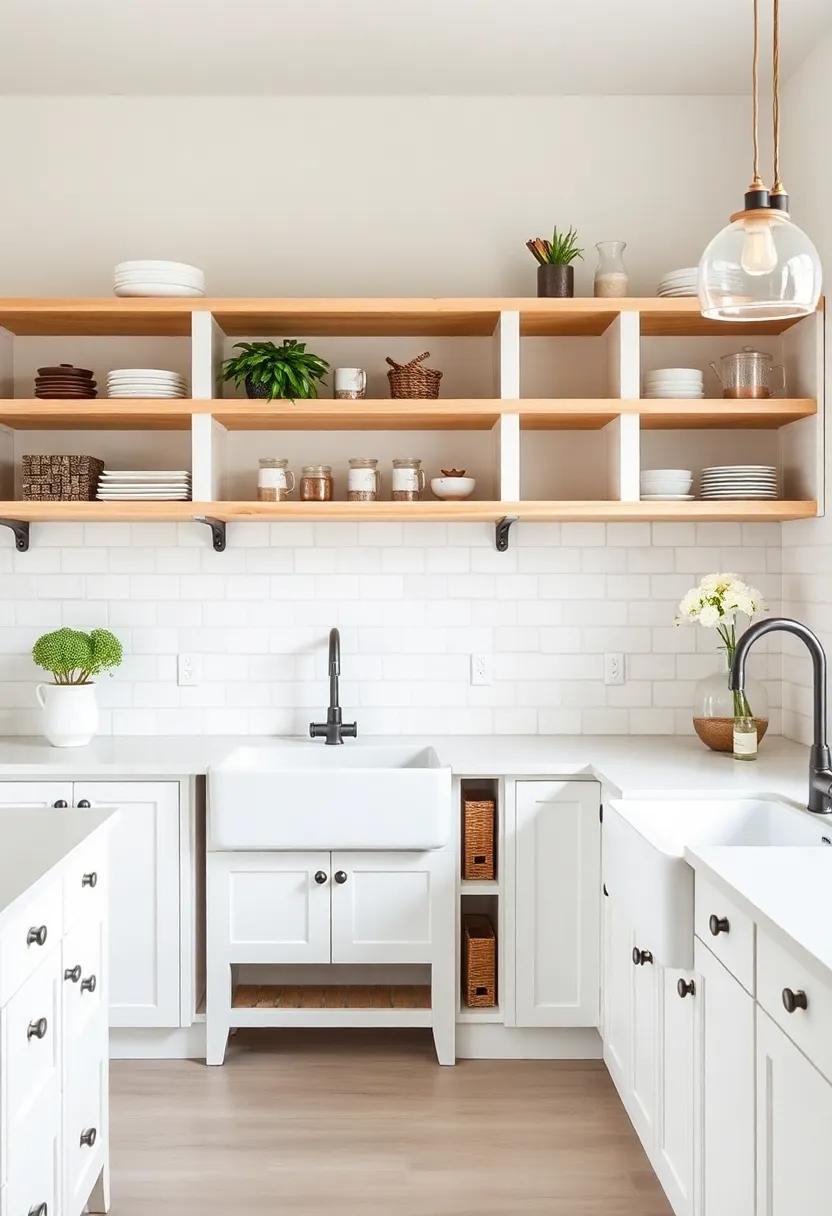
[431,476,476,500]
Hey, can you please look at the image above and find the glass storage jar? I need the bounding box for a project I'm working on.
[391,457,425,501]
[347,457,381,502]
[257,458,295,502]
[300,464,333,502]
[593,240,629,298]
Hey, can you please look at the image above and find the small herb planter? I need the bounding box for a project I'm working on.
[537,264,575,298]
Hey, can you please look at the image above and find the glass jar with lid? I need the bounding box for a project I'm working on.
[257,458,295,502]
[300,464,333,502]
[391,457,425,502]
[347,457,381,502]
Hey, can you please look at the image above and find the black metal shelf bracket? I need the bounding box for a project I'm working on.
[0,519,30,552]
[193,516,227,552]
[495,515,518,552]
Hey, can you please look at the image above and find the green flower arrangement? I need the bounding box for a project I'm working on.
[32,628,123,685]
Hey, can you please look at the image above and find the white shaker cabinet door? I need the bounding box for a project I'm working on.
[222,852,331,964]
[695,937,755,1216]
[514,780,601,1026]
[331,852,433,964]
[0,780,73,808]
[602,893,632,1093]
[656,967,695,1216]
[74,781,181,1028]
[756,1007,832,1216]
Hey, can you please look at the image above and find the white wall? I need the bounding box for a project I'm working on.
[780,31,832,744]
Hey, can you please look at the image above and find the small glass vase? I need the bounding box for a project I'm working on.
[692,657,769,753]
[594,241,629,298]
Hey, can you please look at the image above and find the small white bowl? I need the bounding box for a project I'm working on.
[431,476,476,500]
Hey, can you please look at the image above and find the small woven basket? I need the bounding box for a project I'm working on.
[462,915,496,1008]
[462,796,496,880]
[386,351,443,399]
[22,454,104,501]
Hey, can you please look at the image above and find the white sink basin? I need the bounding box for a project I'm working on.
[208,741,452,850]
[604,797,829,968]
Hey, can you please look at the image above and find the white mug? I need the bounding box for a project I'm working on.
[334,367,367,400]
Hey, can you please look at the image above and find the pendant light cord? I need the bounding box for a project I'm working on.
[750,0,764,188]
[772,0,783,191]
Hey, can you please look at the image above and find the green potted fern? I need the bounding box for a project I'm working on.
[526,226,584,297]
[221,339,329,402]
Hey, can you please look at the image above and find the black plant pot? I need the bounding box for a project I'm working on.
[537,264,574,298]
[244,377,273,400]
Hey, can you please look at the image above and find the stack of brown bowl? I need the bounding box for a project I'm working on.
[34,364,97,399]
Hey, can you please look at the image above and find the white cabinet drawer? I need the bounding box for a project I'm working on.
[6,1078,59,1216]
[3,952,61,1132]
[63,835,107,931]
[0,881,62,1006]
[63,918,106,1045]
[694,873,754,993]
[64,1023,106,1216]
[757,928,832,1084]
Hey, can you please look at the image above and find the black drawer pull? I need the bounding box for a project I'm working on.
[27,924,48,947]
[708,914,730,936]
[782,987,808,1013]
[334,871,348,884]
[27,1017,48,1040]
[632,947,653,966]
[64,964,81,983]
[314,871,328,884]
[28,1204,48,1216]
[677,978,696,999]
[81,974,97,994]
[77,799,91,809]
[82,871,98,888]
[80,1127,97,1148]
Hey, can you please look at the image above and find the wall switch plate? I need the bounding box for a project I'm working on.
[470,652,493,686]
[177,653,200,687]
[604,652,625,686]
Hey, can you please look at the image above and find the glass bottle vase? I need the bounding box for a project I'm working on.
[594,241,629,298]
[692,658,769,753]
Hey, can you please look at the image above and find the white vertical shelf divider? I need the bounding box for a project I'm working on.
[0,327,13,499]
[606,311,641,502]
[191,311,226,502]
[782,309,825,513]
[494,310,521,502]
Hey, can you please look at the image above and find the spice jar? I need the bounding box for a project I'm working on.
[257,458,295,502]
[391,457,425,502]
[300,464,333,502]
[347,457,381,502]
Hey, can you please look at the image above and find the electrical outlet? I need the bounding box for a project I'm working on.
[470,652,493,686]
[604,652,625,686]
[177,653,200,687]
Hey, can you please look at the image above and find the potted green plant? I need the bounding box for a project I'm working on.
[32,627,123,747]
[221,339,330,401]
[526,226,584,298]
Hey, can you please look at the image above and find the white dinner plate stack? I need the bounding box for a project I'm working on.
[96,470,192,501]
[107,368,188,398]
[643,368,704,399]
[699,465,778,500]
[656,267,699,297]
[640,468,694,501]
[113,260,206,298]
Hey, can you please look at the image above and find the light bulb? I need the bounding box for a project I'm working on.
[740,216,778,276]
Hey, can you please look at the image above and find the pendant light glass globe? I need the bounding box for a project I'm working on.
[698,209,822,322]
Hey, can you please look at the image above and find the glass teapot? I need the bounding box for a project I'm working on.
[709,348,785,399]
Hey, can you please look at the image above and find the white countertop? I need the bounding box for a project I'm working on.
[0,805,112,922]
[0,733,813,803]
[685,845,832,977]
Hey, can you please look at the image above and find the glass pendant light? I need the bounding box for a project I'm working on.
[698,0,822,322]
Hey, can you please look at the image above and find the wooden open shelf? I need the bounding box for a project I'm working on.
[0,397,816,432]
[0,296,817,338]
[0,499,817,524]
[233,983,431,1010]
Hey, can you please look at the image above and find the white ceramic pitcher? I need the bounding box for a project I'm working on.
[36,683,99,748]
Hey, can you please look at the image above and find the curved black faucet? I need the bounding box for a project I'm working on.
[730,617,832,814]
[309,628,357,745]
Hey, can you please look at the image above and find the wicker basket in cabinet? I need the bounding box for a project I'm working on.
[462,914,497,1008]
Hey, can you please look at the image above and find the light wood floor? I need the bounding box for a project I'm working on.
[110,1030,672,1215]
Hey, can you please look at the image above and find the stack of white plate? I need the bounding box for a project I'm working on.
[96,470,192,501]
[107,368,188,398]
[643,368,704,399]
[640,468,694,501]
[656,267,698,297]
[113,260,205,298]
[699,465,778,500]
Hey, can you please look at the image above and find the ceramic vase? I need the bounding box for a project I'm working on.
[36,682,99,748]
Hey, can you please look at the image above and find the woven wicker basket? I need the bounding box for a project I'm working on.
[462,796,496,880]
[22,454,104,502]
[462,915,496,1008]
[386,351,443,399]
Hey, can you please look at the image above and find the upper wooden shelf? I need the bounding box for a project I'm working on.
[0,297,818,338]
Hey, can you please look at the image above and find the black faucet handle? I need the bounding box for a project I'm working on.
[342,722,358,739]
[309,722,326,739]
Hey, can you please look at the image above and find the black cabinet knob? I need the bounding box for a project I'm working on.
[80,1127,97,1148]
[782,987,808,1013]
[27,1017,48,1040]
[53,800,68,808]
[632,947,653,966]
[677,978,696,999]
[27,924,47,947]
[334,871,348,885]
[708,914,730,936]
[81,975,97,994]
[28,1204,48,1216]
[64,964,82,983]
[314,871,328,885]
[77,799,91,808]
[81,872,98,888]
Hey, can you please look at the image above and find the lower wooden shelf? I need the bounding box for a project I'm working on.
[234,984,431,1010]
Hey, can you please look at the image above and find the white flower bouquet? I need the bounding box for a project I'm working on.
[676,573,765,719]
